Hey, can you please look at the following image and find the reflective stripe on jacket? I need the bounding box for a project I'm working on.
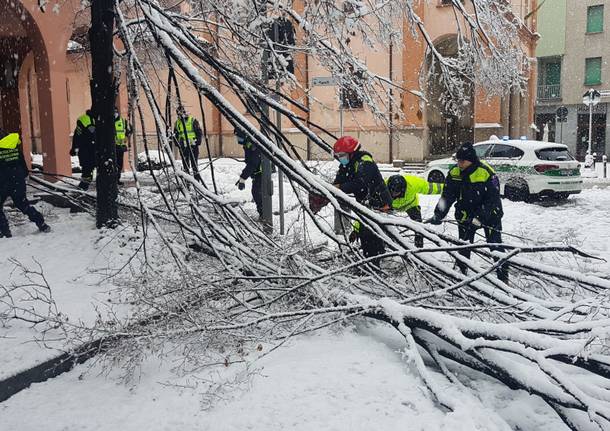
[0,133,21,163]
[386,175,443,212]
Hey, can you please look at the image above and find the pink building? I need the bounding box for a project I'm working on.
[0,0,538,177]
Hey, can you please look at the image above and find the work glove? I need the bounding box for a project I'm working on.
[69,149,77,156]
[236,178,246,191]
[348,230,359,243]
[424,216,442,225]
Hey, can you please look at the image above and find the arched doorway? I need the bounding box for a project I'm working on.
[426,35,474,156]
[0,0,75,177]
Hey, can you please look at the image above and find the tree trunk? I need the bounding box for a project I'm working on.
[90,0,118,228]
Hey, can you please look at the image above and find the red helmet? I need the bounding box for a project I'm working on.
[333,136,360,154]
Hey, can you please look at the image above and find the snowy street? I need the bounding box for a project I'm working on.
[1,160,610,431]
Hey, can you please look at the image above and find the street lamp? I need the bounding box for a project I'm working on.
[582,89,601,155]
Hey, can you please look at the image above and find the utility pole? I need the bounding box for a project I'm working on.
[90,0,118,228]
[259,7,273,231]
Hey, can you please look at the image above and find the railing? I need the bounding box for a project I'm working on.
[537,84,561,101]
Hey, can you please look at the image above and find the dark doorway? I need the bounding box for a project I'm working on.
[426,36,474,156]
[577,113,606,160]
[535,113,557,142]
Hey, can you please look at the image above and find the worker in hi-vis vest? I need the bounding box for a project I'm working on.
[0,128,50,237]
[173,106,203,175]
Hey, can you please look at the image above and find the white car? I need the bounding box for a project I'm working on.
[423,139,583,201]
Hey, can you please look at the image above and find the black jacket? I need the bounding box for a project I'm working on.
[71,114,96,167]
[434,160,503,225]
[240,139,262,179]
[333,151,392,209]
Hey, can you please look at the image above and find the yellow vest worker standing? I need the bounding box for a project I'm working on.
[70,109,96,190]
[0,128,50,237]
[386,174,443,248]
[114,108,132,186]
[173,106,203,176]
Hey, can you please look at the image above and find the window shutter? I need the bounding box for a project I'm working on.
[587,5,604,33]
[585,57,602,85]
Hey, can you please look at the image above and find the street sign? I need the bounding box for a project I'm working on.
[312,76,338,86]
[556,106,568,123]
[583,89,602,106]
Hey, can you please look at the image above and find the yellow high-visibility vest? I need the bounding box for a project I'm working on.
[0,133,21,163]
[115,118,127,147]
[175,117,197,145]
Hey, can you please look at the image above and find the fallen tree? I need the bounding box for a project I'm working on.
[4,1,610,429]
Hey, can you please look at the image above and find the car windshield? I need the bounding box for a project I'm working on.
[536,147,575,161]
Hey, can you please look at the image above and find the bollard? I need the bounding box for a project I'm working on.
[603,155,608,179]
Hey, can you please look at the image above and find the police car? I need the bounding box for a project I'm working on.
[423,138,583,201]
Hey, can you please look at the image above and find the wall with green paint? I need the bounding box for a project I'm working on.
[536,0,567,57]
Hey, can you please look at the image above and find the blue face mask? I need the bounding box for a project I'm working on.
[338,156,349,166]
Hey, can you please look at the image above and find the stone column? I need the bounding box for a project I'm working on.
[520,90,530,138]
[509,92,521,138]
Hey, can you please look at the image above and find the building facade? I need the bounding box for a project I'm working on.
[0,0,537,178]
[535,0,610,160]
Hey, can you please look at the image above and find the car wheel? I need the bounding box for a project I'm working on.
[427,170,445,184]
[554,192,570,200]
[504,181,530,202]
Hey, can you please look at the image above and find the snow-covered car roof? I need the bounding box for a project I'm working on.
[477,139,569,151]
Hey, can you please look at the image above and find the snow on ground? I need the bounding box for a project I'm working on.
[0,324,561,431]
[2,158,610,430]
[0,201,144,378]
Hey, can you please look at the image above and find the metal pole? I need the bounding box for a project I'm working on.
[588,105,593,154]
[588,91,594,155]
[334,95,348,235]
[259,14,273,231]
[560,120,563,144]
[274,22,284,235]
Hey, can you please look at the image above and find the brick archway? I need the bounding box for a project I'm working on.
[0,0,78,177]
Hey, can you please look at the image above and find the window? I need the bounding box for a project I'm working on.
[473,144,491,158]
[587,5,604,33]
[488,144,524,159]
[585,57,602,85]
[536,148,575,161]
[340,87,364,109]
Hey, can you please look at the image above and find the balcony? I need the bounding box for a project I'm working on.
[537,84,562,101]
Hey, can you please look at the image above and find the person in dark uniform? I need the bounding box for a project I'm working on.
[173,106,203,175]
[427,142,508,283]
[235,129,263,219]
[0,128,50,237]
[70,109,96,190]
[332,135,392,262]
[114,108,132,185]
[386,174,443,248]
